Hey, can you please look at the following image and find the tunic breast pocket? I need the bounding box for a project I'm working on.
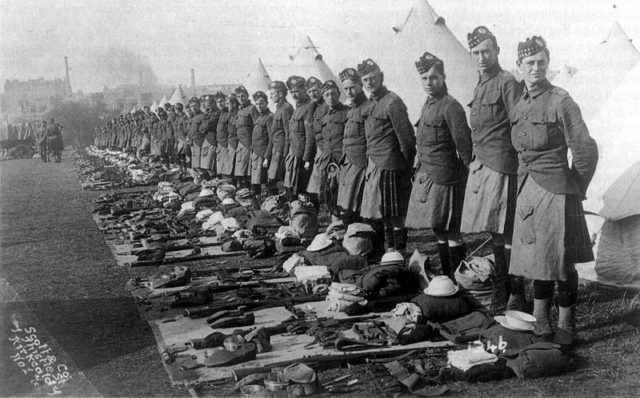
[237,115,250,128]
[421,116,446,143]
[530,112,561,150]
[480,91,501,123]
[273,118,283,130]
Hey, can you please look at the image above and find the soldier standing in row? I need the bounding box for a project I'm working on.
[37,120,48,162]
[173,103,188,170]
[266,81,293,194]
[284,76,315,200]
[406,52,472,279]
[235,86,259,188]
[215,93,233,179]
[187,98,205,183]
[46,118,63,163]
[461,26,522,312]
[337,68,368,226]
[319,80,348,220]
[226,93,240,181]
[304,76,328,208]
[250,91,273,196]
[200,94,220,177]
[358,59,416,251]
[510,36,598,345]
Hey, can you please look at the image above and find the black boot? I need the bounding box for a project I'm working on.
[385,228,396,251]
[438,243,451,278]
[492,245,509,315]
[394,227,408,252]
[448,244,467,282]
[251,184,262,197]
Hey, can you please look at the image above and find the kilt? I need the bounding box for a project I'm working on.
[284,153,309,193]
[234,142,251,177]
[140,135,151,152]
[406,170,465,232]
[46,136,63,152]
[360,159,412,219]
[510,175,594,281]
[307,149,326,196]
[250,152,266,185]
[200,140,216,171]
[216,145,233,175]
[150,139,162,156]
[190,143,202,168]
[337,159,365,213]
[460,159,516,235]
[267,151,285,181]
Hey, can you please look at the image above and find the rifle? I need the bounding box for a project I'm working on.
[230,344,451,382]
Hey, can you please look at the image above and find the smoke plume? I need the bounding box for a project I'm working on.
[90,46,158,87]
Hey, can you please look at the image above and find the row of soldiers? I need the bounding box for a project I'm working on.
[94,27,598,345]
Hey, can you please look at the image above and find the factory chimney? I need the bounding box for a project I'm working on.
[191,69,195,88]
[64,56,72,98]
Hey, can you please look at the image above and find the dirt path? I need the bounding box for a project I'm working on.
[0,155,184,397]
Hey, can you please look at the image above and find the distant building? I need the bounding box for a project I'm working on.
[1,78,66,123]
[102,83,175,113]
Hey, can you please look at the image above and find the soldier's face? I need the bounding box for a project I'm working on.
[237,92,249,104]
[518,51,549,86]
[216,98,226,109]
[323,88,340,108]
[471,39,499,73]
[269,88,283,103]
[143,107,150,115]
[190,103,200,113]
[255,97,268,113]
[342,79,363,102]
[290,86,305,102]
[420,67,446,98]
[226,97,237,111]
[307,86,321,102]
[361,72,381,93]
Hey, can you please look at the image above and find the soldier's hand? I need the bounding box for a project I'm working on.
[304,161,311,171]
[262,159,269,168]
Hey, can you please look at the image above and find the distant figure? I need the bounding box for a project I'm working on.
[46,118,63,162]
[37,120,48,162]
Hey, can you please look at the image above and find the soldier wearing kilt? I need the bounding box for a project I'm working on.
[510,36,598,345]
[358,59,416,251]
[304,76,329,209]
[234,86,260,189]
[266,81,293,194]
[187,97,205,182]
[199,95,220,176]
[461,26,523,311]
[214,93,233,178]
[337,68,368,225]
[284,76,316,199]
[226,94,240,181]
[250,91,273,196]
[318,80,347,220]
[406,52,473,279]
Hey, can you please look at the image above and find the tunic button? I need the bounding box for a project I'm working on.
[473,112,477,116]
[524,116,528,120]
[523,132,527,136]
[472,128,476,131]
[473,143,477,147]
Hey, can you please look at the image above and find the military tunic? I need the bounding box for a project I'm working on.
[200,108,220,171]
[284,99,315,194]
[318,102,348,213]
[226,109,239,175]
[215,108,233,175]
[406,90,472,231]
[460,66,521,234]
[188,111,205,168]
[235,102,259,177]
[307,100,329,195]
[250,109,274,185]
[509,80,597,281]
[360,86,416,219]
[268,100,294,181]
[337,92,369,213]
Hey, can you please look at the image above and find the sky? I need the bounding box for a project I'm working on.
[1,0,639,93]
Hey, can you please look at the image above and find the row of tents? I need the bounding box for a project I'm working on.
[136,1,640,288]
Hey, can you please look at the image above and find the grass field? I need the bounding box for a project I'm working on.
[1,153,639,397]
